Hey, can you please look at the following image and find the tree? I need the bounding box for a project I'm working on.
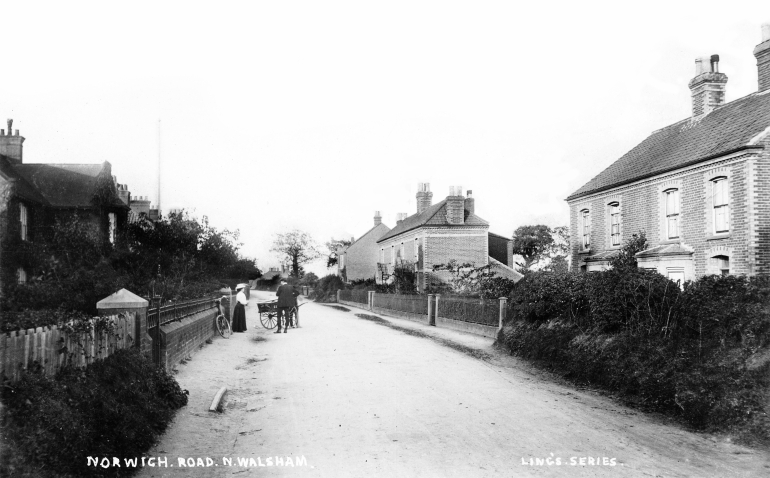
[542,226,570,273]
[270,230,321,278]
[609,232,648,271]
[511,225,554,273]
[511,225,570,274]
[325,237,353,268]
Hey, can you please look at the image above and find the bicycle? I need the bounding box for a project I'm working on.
[215,295,231,338]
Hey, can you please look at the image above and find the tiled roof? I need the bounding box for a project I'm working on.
[376,199,489,243]
[567,90,770,201]
[14,162,127,208]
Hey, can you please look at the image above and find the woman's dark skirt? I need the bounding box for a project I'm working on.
[232,302,247,332]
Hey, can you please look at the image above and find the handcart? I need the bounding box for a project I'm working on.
[257,300,307,329]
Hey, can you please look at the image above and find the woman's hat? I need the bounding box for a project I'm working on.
[236,283,248,291]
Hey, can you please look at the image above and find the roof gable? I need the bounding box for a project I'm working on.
[345,223,390,251]
[377,199,489,243]
[568,91,770,200]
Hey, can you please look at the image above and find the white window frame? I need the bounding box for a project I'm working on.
[108,212,117,244]
[17,267,27,284]
[414,237,419,262]
[20,203,28,241]
[580,209,591,249]
[391,245,395,265]
[380,248,384,263]
[665,188,680,240]
[712,177,729,234]
[609,202,621,247]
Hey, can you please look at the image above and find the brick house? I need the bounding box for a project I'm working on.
[337,211,390,282]
[376,183,522,291]
[0,119,130,290]
[566,26,770,283]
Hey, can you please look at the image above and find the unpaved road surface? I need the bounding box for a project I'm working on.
[136,291,770,477]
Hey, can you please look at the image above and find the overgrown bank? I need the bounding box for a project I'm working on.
[0,349,188,477]
[498,267,770,446]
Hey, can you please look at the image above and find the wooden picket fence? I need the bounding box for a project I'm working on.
[0,313,136,382]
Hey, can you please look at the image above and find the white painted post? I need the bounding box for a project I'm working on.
[368,291,374,311]
[336,289,341,303]
[427,294,434,325]
[498,297,507,332]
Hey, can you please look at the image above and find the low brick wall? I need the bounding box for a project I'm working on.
[436,316,498,338]
[371,306,429,325]
[159,308,217,371]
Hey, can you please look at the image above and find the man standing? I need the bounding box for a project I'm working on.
[274,279,299,333]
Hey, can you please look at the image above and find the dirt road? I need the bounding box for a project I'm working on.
[136,291,769,477]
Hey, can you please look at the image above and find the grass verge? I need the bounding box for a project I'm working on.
[354,313,492,361]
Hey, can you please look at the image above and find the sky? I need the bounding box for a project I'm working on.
[2,1,768,276]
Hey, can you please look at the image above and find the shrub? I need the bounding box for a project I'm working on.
[313,274,345,303]
[0,349,188,477]
[500,271,770,445]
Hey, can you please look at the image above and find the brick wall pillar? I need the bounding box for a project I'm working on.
[96,288,150,355]
[433,294,440,326]
[498,297,507,332]
[427,294,435,326]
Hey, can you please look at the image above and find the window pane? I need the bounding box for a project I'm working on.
[668,217,678,239]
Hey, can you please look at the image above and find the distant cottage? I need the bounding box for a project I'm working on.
[567,25,770,282]
[337,211,391,282]
[375,183,521,292]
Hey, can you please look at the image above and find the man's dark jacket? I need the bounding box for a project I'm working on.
[275,284,299,307]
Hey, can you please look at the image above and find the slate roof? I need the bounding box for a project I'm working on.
[567,90,770,201]
[376,199,489,243]
[0,155,48,204]
[345,223,390,251]
[13,162,127,209]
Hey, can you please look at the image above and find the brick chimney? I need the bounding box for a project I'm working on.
[0,119,25,164]
[117,183,131,206]
[374,210,382,226]
[754,23,770,92]
[445,186,465,225]
[688,55,728,118]
[464,190,475,215]
[416,182,433,214]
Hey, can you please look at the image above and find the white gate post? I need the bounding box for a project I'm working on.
[498,297,508,332]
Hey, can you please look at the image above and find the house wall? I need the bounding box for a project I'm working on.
[568,150,766,279]
[488,234,512,266]
[342,223,389,281]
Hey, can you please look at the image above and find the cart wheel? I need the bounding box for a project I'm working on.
[261,312,277,329]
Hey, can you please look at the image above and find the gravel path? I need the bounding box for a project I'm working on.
[135,291,770,477]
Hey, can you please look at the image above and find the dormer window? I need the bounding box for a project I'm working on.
[20,203,28,241]
[712,177,729,233]
[665,189,680,239]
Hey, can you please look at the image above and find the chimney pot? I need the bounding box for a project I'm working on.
[689,55,728,117]
[416,182,433,214]
[0,118,24,164]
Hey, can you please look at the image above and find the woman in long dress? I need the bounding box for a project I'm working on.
[231,284,249,332]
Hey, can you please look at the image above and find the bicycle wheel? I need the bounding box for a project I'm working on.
[260,312,277,329]
[216,314,231,339]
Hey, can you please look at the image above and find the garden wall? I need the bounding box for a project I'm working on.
[158,308,217,371]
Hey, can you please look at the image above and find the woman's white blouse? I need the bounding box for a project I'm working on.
[236,290,249,305]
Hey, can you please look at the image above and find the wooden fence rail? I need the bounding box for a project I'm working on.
[0,313,136,382]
